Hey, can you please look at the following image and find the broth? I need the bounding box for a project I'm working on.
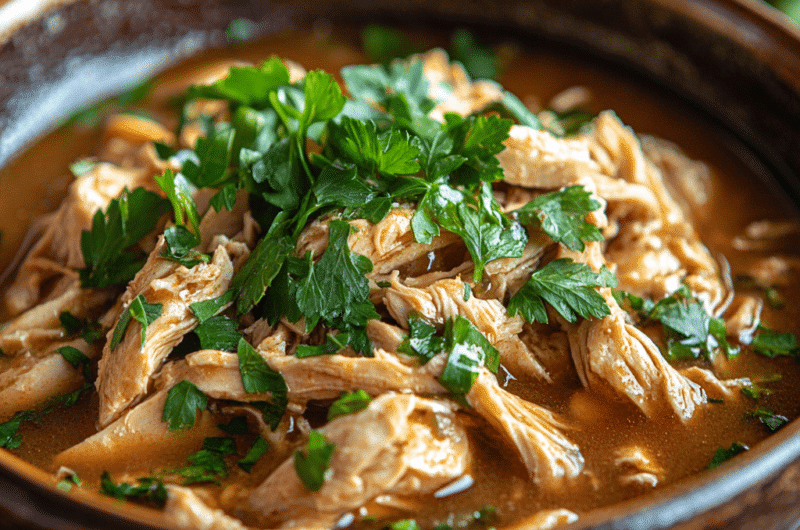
[2,25,800,530]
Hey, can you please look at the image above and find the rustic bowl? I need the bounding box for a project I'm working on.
[1,0,800,529]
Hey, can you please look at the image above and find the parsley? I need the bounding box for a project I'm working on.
[194,315,241,352]
[296,332,352,358]
[238,436,269,472]
[439,316,501,394]
[327,390,372,421]
[751,326,800,358]
[228,232,294,315]
[69,159,96,177]
[450,28,499,80]
[218,416,249,435]
[59,311,103,343]
[515,185,603,252]
[708,442,748,469]
[56,345,90,370]
[79,187,170,288]
[56,471,82,492]
[188,58,291,110]
[100,472,167,506]
[752,407,789,432]
[171,437,237,485]
[124,294,163,349]
[390,521,422,530]
[162,380,208,431]
[154,168,208,267]
[189,291,235,323]
[294,430,335,492]
[399,313,499,394]
[508,259,618,324]
[236,338,288,429]
[0,410,36,449]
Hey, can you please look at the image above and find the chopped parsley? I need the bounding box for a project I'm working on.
[100,472,167,506]
[79,187,170,289]
[238,436,270,472]
[327,390,372,421]
[708,442,748,469]
[752,407,789,432]
[0,410,37,449]
[113,294,162,350]
[171,436,237,485]
[162,380,208,431]
[508,259,618,324]
[194,315,241,352]
[236,338,288,429]
[751,325,800,358]
[56,470,82,492]
[59,311,104,344]
[515,185,603,252]
[294,430,335,492]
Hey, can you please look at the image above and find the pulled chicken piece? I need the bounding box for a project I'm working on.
[95,240,235,427]
[247,393,470,528]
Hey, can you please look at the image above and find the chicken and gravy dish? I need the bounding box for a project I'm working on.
[1,28,800,530]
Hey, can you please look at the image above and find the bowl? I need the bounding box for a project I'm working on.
[1,0,800,529]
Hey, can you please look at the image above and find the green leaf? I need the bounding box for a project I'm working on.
[181,127,235,189]
[299,70,347,131]
[508,259,618,324]
[236,338,288,417]
[218,416,249,435]
[295,220,379,331]
[752,407,789,432]
[312,162,374,209]
[189,291,235,323]
[708,442,748,469]
[238,436,269,472]
[128,294,163,349]
[515,185,603,251]
[296,332,352,358]
[59,311,103,343]
[397,312,446,364]
[450,28,499,80]
[228,232,294,315]
[195,315,242,352]
[79,187,171,288]
[188,58,291,109]
[109,306,133,352]
[439,316,500,394]
[390,521,422,530]
[250,137,303,210]
[0,410,36,449]
[100,472,167,505]
[162,226,208,268]
[326,117,421,176]
[69,159,96,177]
[751,326,800,358]
[162,380,208,431]
[56,471,82,492]
[447,114,512,185]
[56,346,90,369]
[294,430,335,492]
[327,390,372,421]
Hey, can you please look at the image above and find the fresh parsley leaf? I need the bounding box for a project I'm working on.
[163,380,208,431]
[171,437,238,485]
[109,304,133,352]
[708,442,748,469]
[508,259,618,324]
[294,430,335,492]
[326,117,421,176]
[397,312,446,364]
[414,181,527,281]
[294,220,379,332]
[298,70,347,132]
[228,232,294,314]
[79,187,170,288]
[390,521,422,530]
[56,471,82,492]
[515,185,603,252]
[361,25,419,63]
[189,291,235,323]
[249,137,304,210]
[100,472,167,506]
[194,315,242,352]
[450,28,499,80]
[59,311,103,343]
[751,326,800,358]
[218,416,249,435]
[128,294,163,349]
[238,436,269,472]
[327,390,372,421]
[439,315,501,394]
[296,332,352,358]
[752,407,789,432]
[56,346,90,369]
[0,410,36,449]
[188,58,291,110]
[236,337,287,395]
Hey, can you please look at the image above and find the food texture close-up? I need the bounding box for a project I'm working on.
[2,1,800,529]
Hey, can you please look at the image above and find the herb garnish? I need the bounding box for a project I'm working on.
[294,430,335,492]
[708,442,748,469]
[327,390,372,421]
[100,472,168,506]
[162,380,208,431]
